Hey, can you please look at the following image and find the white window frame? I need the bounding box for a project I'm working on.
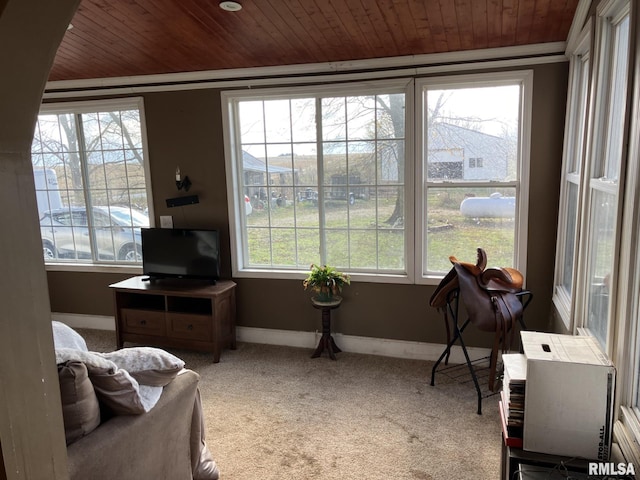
[223,71,532,284]
[556,0,640,464]
[618,211,640,460]
[414,71,533,283]
[34,97,154,271]
[222,80,415,284]
[610,0,640,461]
[553,22,593,330]
[573,0,631,352]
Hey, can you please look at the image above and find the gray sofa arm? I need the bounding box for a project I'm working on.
[67,369,200,480]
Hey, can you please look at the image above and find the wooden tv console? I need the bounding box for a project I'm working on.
[109,276,236,362]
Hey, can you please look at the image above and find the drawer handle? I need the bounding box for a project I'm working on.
[187,324,194,331]
[140,320,147,325]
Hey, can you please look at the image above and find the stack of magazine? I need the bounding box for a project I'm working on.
[501,353,527,439]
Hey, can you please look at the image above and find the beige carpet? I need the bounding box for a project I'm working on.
[78,329,502,480]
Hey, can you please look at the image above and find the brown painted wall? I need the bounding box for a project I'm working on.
[46,61,568,348]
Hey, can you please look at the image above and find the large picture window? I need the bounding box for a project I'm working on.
[223,82,409,278]
[32,99,151,265]
[224,74,531,281]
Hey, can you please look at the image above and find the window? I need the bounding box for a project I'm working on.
[554,0,640,464]
[468,157,483,168]
[417,72,532,276]
[32,98,151,265]
[223,81,409,278]
[553,23,592,326]
[579,1,631,350]
[223,73,530,282]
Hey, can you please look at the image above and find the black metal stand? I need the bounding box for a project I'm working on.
[430,289,532,415]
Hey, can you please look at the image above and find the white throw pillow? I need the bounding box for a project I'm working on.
[52,321,88,352]
[98,347,185,387]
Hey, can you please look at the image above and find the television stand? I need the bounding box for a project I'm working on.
[141,275,218,285]
[109,276,236,362]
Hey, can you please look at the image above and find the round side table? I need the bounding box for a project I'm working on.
[310,296,342,360]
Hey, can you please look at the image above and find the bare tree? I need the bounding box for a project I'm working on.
[32,109,145,207]
[376,94,405,225]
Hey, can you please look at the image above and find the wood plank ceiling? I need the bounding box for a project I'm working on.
[50,0,579,82]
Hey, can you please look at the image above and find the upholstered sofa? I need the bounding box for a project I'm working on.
[52,321,219,480]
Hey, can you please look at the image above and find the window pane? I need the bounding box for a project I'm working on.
[585,190,616,347]
[561,182,579,294]
[271,228,297,266]
[291,98,316,143]
[346,96,376,140]
[322,97,346,141]
[297,228,320,268]
[32,103,149,264]
[247,227,271,265]
[604,15,630,181]
[426,85,519,182]
[325,229,349,268]
[423,81,522,276]
[378,140,404,183]
[323,188,349,228]
[567,56,590,175]
[264,99,291,143]
[378,93,405,139]
[239,101,265,144]
[322,144,346,186]
[425,187,516,273]
[349,230,376,269]
[269,197,295,227]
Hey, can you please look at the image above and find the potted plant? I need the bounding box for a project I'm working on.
[303,264,350,302]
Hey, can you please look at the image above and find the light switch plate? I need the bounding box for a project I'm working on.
[160,215,173,228]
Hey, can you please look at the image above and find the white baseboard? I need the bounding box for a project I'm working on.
[52,312,116,330]
[51,312,491,363]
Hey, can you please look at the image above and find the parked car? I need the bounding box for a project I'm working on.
[40,206,149,262]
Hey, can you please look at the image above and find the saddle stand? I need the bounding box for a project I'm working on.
[430,287,532,415]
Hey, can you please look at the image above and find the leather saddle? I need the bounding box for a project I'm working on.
[430,248,524,391]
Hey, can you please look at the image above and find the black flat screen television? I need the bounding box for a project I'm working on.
[141,228,220,283]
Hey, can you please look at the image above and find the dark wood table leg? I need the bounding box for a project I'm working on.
[330,336,341,353]
[311,306,341,360]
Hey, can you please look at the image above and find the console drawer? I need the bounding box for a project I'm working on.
[167,313,212,341]
[121,309,166,336]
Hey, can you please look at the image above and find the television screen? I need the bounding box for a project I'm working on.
[141,228,220,282]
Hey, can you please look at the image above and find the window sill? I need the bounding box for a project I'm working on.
[552,289,572,331]
[233,268,413,285]
[616,409,640,466]
[44,263,143,275]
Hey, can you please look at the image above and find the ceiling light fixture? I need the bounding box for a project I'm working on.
[219,1,242,12]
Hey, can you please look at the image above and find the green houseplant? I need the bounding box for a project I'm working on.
[303,264,350,302]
